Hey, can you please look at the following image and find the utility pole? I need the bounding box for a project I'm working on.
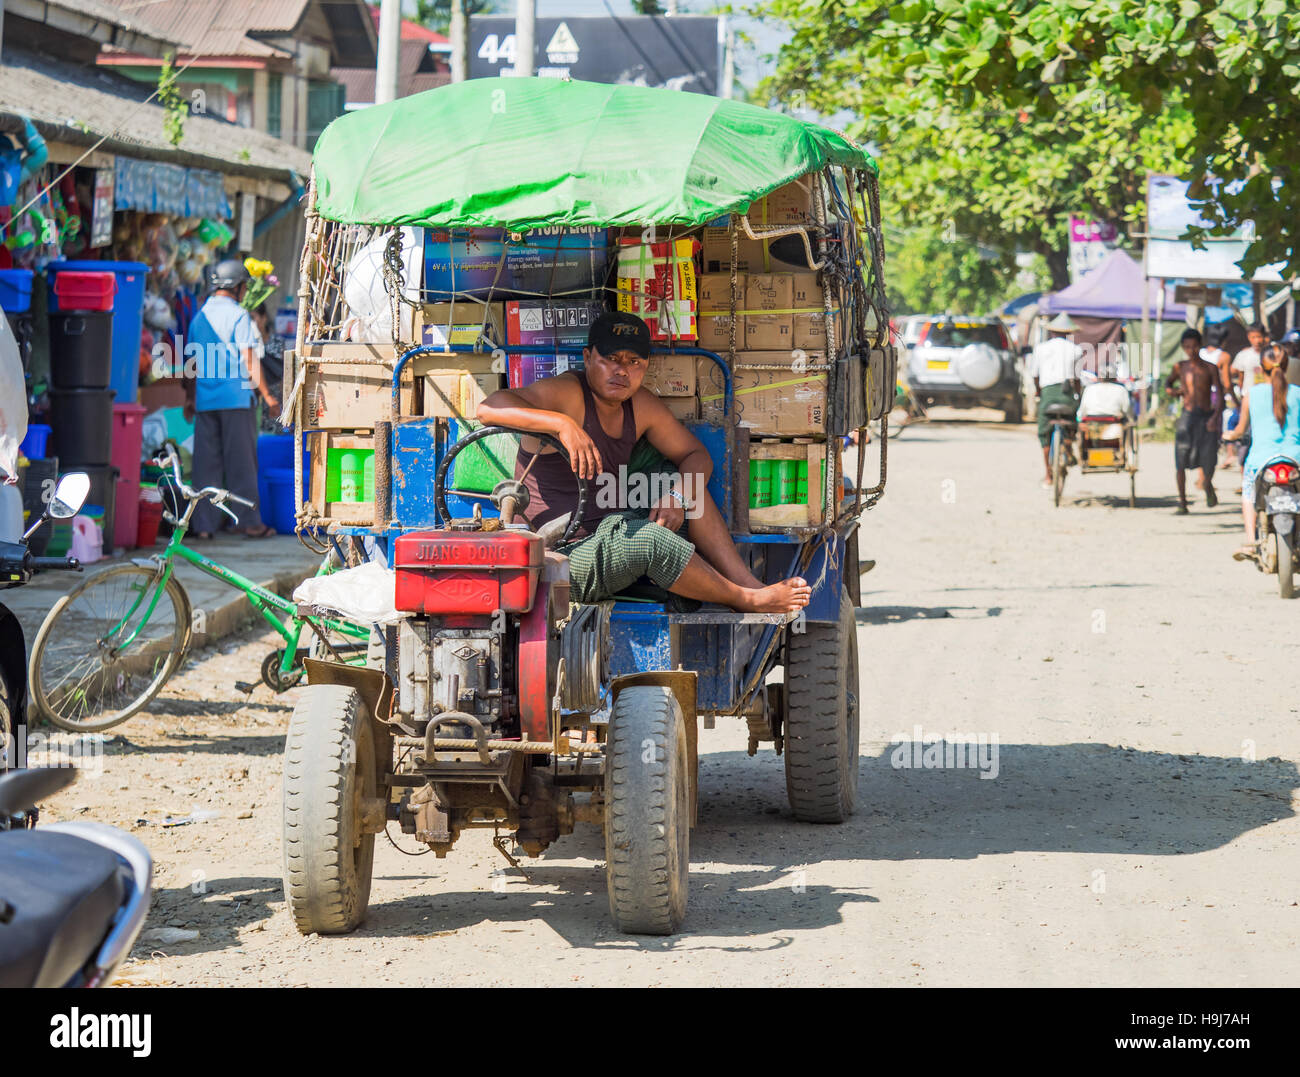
[375,0,402,104]
[716,15,733,99]
[515,0,536,77]
[450,0,468,83]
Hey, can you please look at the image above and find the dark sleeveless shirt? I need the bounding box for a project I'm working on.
[516,371,638,538]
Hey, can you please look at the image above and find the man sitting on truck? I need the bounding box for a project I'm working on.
[477,311,811,614]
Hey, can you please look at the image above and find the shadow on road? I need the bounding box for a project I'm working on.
[856,605,1003,624]
[138,741,1298,956]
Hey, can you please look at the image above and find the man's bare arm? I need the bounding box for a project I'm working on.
[635,390,712,527]
[477,376,601,478]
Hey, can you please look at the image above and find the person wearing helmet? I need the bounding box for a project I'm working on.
[184,258,278,537]
[1281,328,1300,389]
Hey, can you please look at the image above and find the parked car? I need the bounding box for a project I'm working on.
[904,316,1024,422]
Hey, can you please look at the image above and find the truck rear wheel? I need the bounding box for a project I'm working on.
[784,588,860,823]
[604,685,689,935]
[282,684,376,935]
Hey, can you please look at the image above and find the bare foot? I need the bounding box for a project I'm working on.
[739,576,812,614]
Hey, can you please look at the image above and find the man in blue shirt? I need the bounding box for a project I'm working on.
[187,259,279,537]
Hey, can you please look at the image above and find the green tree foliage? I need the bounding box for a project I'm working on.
[888,226,1048,316]
[414,0,501,35]
[763,0,1298,278]
[157,55,186,148]
[758,2,1195,289]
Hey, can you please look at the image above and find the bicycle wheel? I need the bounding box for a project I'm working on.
[1051,426,1066,507]
[29,565,192,732]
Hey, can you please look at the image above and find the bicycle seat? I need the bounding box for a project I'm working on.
[1044,403,1077,419]
[0,830,126,988]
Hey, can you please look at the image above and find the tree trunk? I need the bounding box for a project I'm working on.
[1044,246,1070,291]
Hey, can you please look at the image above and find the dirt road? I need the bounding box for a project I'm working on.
[37,417,1300,986]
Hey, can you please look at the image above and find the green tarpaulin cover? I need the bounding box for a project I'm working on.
[312,78,876,231]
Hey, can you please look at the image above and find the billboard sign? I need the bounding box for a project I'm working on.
[1146,174,1284,282]
[469,15,721,93]
[1067,216,1119,282]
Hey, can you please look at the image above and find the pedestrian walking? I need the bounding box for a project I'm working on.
[187,260,279,539]
[1165,327,1222,513]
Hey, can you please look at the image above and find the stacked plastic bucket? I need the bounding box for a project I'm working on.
[46,270,119,553]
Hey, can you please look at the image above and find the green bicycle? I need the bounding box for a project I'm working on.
[27,445,373,733]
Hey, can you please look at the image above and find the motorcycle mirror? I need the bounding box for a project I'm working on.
[48,473,91,520]
[0,766,78,817]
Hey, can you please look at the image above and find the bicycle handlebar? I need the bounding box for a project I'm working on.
[153,446,251,514]
[31,556,82,571]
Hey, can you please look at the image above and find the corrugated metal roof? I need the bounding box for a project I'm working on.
[0,46,312,181]
[91,1,298,58]
[93,1,373,64]
[42,0,181,45]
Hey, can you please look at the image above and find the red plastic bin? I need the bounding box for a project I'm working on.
[111,403,146,485]
[115,475,140,549]
[393,530,543,615]
[53,271,117,312]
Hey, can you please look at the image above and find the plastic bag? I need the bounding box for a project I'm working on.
[293,561,406,626]
[342,227,421,343]
[0,311,27,482]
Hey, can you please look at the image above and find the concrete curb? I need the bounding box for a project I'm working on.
[186,566,312,651]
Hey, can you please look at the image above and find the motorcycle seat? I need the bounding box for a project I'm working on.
[0,830,126,988]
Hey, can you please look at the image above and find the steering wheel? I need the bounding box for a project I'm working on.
[434,425,587,545]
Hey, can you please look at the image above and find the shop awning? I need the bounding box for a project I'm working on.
[114,157,231,219]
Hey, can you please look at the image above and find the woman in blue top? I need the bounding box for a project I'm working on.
[1222,343,1300,560]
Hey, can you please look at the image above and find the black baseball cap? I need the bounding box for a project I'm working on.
[589,311,651,360]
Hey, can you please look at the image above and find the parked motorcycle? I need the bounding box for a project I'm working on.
[1253,456,1300,599]
[0,472,88,775]
[0,766,153,987]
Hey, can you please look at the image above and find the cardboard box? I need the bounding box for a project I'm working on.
[743,274,794,351]
[423,370,500,421]
[644,353,696,396]
[697,352,828,436]
[423,227,608,300]
[616,238,698,341]
[505,299,604,387]
[790,274,843,351]
[696,273,740,353]
[764,176,816,227]
[661,396,698,422]
[699,177,818,273]
[299,342,416,428]
[418,302,506,350]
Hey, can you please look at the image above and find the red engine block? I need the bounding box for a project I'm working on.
[393,529,544,615]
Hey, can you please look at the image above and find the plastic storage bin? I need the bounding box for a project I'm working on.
[263,467,297,535]
[19,424,51,459]
[111,403,146,484]
[52,270,116,312]
[49,388,116,466]
[47,260,148,404]
[0,269,33,314]
[137,486,164,546]
[49,310,113,388]
[115,474,140,549]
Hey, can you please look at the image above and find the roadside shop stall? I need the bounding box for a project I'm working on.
[274,78,897,936]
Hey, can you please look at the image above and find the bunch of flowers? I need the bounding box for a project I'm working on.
[240,257,279,310]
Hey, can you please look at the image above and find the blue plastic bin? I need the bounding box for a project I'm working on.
[256,434,309,523]
[19,423,51,459]
[47,261,148,405]
[263,467,298,535]
[0,269,33,314]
